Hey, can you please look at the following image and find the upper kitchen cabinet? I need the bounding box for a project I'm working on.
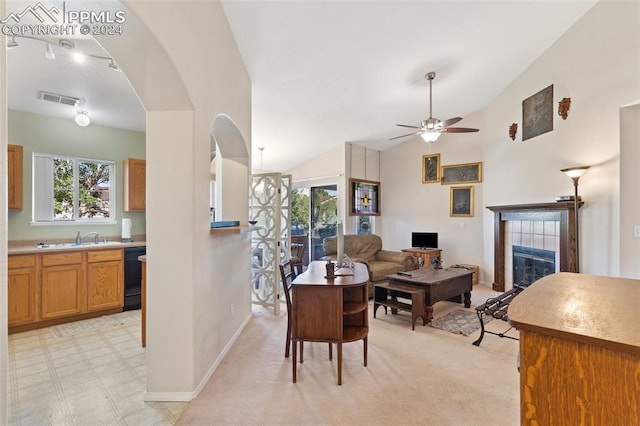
[123,158,146,211]
[8,144,24,210]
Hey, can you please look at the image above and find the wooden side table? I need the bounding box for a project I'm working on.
[401,248,442,268]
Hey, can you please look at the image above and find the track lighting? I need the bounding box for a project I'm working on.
[108,59,122,72]
[75,111,91,127]
[7,36,18,49]
[7,35,118,70]
[45,43,55,60]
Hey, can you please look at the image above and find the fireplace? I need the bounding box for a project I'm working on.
[488,202,582,292]
[512,246,556,286]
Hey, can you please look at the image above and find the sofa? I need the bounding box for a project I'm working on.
[323,234,417,297]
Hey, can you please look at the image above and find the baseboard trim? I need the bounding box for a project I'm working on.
[143,311,253,402]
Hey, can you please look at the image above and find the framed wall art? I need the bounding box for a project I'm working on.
[441,162,482,184]
[450,186,474,217]
[422,153,441,183]
[349,178,380,216]
[522,84,554,141]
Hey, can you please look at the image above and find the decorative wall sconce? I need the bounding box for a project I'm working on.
[509,123,518,141]
[558,97,571,120]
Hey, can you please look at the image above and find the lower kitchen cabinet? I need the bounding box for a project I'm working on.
[8,248,125,332]
[87,250,123,311]
[8,255,37,326]
[41,253,84,319]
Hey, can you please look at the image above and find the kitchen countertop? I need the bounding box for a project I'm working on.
[8,240,146,255]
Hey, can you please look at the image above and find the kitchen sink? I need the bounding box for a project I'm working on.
[35,241,124,249]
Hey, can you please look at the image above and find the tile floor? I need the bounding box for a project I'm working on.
[8,310,187,425]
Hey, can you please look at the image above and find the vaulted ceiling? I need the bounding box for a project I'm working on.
[6,0,598,172]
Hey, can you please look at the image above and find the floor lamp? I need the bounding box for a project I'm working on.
[560,166,590,272]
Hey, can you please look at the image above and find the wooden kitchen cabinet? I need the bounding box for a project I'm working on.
[123,158,146,211]
[509,273,640,425]
[8,144,23,210]
[8,247,127,333]
[87,249,123,311]
[41,252,84,319]
[8,255,38,326]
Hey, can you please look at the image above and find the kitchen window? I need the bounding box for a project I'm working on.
[32,153,116,223]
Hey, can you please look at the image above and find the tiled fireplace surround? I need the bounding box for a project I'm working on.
[488,202,581,292]
[506,220,560,290]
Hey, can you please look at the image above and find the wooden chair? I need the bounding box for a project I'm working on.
[290,243,305,275]
[279,260,332,360]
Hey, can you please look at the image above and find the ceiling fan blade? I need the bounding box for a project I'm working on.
[442,127,479,133]
[395,124,421,129]
[440,117,463,128]
[389,132,418,140]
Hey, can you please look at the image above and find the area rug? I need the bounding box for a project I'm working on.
[430,309,491,336]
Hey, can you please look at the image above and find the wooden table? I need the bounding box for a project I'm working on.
[386,268,473,323]
[291,261,369,385]
[508,272,640,425]
[401,247,442,268]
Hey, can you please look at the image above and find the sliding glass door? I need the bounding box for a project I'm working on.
[309,185,338,261]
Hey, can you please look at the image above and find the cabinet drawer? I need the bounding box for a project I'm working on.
[8,255,36,269]
[42,252,83,267]
[88,249,122,263]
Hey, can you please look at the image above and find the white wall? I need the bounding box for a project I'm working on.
[381,111,485,271]
[482,0,639,280]
[382,1,640,284]
[1,0,9,420]
[112,0,252,400]
[620,105,640,278]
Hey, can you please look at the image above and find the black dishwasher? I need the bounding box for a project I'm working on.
[124,246,146,311]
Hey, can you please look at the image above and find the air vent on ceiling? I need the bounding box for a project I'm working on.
[39,91,80,107]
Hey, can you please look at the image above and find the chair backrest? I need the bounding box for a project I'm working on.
[279,260,297,309]
[290,243,305,274]
[291,243,304,261]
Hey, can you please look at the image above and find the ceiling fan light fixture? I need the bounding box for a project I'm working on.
[75,111,90,127]
[421,131,441,143]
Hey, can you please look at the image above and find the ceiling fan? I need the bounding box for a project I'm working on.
[391,71,479,143]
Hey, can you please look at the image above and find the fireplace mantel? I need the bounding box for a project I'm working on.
[487,202,582,291]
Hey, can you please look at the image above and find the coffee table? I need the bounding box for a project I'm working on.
[386,268,473,323]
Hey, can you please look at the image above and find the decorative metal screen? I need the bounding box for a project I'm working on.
[249,173,291,314]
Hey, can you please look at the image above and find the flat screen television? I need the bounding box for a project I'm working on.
[411,232,438,249]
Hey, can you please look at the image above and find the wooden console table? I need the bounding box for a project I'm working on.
[508,273,640,425]
[401,247,442,268]
[291,261,369,385]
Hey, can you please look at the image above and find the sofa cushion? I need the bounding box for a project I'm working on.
[323,234,383,261]
[368,261,405,282]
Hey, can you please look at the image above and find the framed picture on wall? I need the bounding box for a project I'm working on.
[522,84,554,141]
[422,153,441,183]
[349,178,380,216]
[441,162,482,184]
[450,186,474,217]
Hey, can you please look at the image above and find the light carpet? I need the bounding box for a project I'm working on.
[177,284,520,426]
[430,309,492,336]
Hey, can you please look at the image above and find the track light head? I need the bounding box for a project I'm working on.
[7,36,18,49]
[45,43,55,60]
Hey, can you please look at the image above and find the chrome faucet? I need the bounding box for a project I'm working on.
[78,231,100,244]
